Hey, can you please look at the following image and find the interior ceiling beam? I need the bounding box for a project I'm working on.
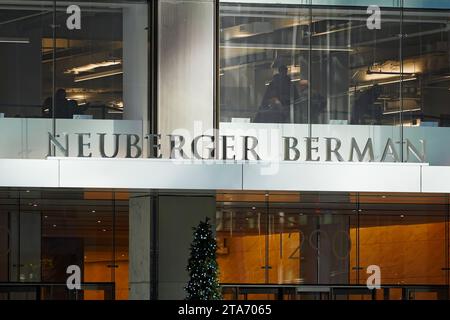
[0,11,49,26]
[0,4,122,13]
[220,12,448,25]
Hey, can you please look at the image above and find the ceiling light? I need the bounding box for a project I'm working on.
[91,210,96,213]
[74,69,123,82]
[366,69,415,76]
[97,220,101,223]
[0,37,30,44]
[52,224,57,228]
[66,60,122,75]
[221,43,353,52]
[354,76,417,91]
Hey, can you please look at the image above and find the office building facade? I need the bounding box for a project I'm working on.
[1,0,450,300]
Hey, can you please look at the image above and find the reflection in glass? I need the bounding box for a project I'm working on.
[217,191,450,300]
[219,2,450,128]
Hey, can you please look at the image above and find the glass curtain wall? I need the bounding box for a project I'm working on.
[0,188,133,300]
[217,191,449,300]
[219,1,450,163]
[0,0,149,159]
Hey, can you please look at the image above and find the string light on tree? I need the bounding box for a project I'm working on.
[185,217,222,300]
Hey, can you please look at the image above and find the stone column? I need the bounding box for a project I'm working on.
[123,4,149,154]
[129,194,152,300]
[158,0,215,157]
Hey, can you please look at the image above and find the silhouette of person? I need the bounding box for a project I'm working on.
[351,84,383,124]
[254,96,289,123]
[261,63,300,108]
[255,59,300,123]
[42,89,78,119]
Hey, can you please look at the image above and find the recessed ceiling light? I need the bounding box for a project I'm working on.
[252,207,256,210]
[66,60,122,75]
[400,214,405,218]
[26,190,30,193]
[91,210,96,213]
[44,215,48,219]
[97,220,101,223]
[0,37,30,44]
[75,69,123,83]
[102,229,107,232]
[52,224,57,228]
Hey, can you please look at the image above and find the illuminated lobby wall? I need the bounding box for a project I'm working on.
[216,192,449,289]
[84,252,129,300]
[218,233,300,284]
[217,222,446,286]
[351,222,446,285]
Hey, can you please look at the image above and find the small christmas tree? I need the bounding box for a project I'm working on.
[185,217,222,300]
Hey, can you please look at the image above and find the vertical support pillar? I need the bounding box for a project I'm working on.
[123,4,149,155]
[158,0,214,157]
[129,194,151,300]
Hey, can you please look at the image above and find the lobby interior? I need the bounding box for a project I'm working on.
[0,188,449,300]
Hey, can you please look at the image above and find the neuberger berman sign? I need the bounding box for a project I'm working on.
[47,132,426,163]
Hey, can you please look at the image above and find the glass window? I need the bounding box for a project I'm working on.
[0,1,50,118]
[219,3,310,124]
[217,191,450,300]
[0,1,150,159]
[0,189,132,300]
[219,1,450,164]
